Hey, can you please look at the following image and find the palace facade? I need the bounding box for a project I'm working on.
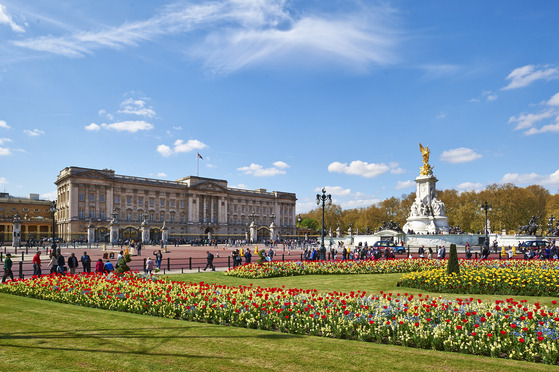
[0,193,54,244]
[55,167,297,243]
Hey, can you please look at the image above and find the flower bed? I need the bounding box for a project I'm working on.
[224,259,446,279]
[400,261,559,297]
[1,272,558,364]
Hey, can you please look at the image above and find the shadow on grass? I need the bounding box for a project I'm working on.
[0,326,302,341]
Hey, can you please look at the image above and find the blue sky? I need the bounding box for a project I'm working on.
[1,0,559,213]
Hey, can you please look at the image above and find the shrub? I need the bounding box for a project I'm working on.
[446,244,460,275]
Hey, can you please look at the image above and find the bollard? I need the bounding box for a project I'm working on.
[475,252,478,260]
[1,253,3,262]
[167,257,170,271]
[22,252,24,261]
[282,254,284,261]
[228,256,230,269]
[182,267,184,274]
[143,258,146,271]
[19,261,23,279]
[189,257,192,270]
[26,247,28,255]
[15,246,17,254]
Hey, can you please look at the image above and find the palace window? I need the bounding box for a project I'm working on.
[127,196,132,205]
[150,198,154,207]
[171,214,175,222]
[90,210,95,218]
[100,194,105,203]
[171,200,175,208]
[138,197,143,206]
[79,209,84,219]
[79,193,84,201]
[100,210,105,219]
[160,199,165,208]
[180,214,185,223]
[90,193,95,202]
[115,196,120,204]
[180,201,185,208]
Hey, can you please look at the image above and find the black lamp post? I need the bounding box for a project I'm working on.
[297,215,302,246]
[316,188,332,260]
[50,201,57,253]
[480,201,492,251]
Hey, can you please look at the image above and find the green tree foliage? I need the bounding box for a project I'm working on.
[299,184,558,235]
[447,244,460,275]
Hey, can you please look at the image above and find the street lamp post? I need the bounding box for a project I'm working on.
[297,215,302,247]
[316,188,332,260]
[548,215,555,236]
[50,201,57,253]
[480,201,492,253]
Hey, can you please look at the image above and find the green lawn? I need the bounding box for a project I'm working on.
[0,272,558,371]
[166,272,559,307]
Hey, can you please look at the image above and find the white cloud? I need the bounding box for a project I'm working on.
[0,120,11,129]
[436,112,446,119]
[23,129,45,137]
[13,1,398,74]
[230,183,249,190]
[339,198,380,209]
[440,147,482,164]
[501,169,559,188]
[0,177,7,185]
[156,144,173,157]
[157,139,208,157]
[98,109,114,121]
[524,122,559,135]
[456,182,484,192]
[173,126,183,130]
[118,98,156,118]
[273,161,289,169]
[502,64,559,90]
[508,110,555,130]
[85,121,154,133]
[156,172,168,178]
[395,180,414,190]
[173,139,207,153]
[389,162,405,174]
[0,147,12,156]
[0,4,25,33]
[314,186,352,196]
[547,92,559,106]
[328,160,390,178]
[238,163,287,177]
[84,123,101,131]
[0,137,12,145]
[486,94,498,101]
[40,190,57,201]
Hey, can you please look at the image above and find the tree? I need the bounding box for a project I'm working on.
[447,244,460,275]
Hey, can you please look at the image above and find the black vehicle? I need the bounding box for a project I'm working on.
[520,241,550,251]
[372,240,405,254]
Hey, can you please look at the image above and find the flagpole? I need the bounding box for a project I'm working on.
[197,154,199,177]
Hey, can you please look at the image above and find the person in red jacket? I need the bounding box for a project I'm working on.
[32,251,42,276]
[95,258,105,274]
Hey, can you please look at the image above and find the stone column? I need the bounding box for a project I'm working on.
[249,221,256,243]
[12,214,21,247]
[270,221,276,242]
[141,218,150,244]
[87,220,95,245]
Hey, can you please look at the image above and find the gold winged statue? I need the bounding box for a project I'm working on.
[419,143,433,175]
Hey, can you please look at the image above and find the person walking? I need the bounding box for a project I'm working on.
[137,241,142,256]
[145,257,154,275]
[68,253,79,275]
[32,251,42,276]
[81,251,91,273]
[56,250,65,275]
[48,253,57,274]
[2,253,13,283]
[153,250,163,269]
[203,251,215,271]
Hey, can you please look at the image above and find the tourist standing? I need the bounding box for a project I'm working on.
[95,259,104,274]
[81,252,91,273]
[32,251,42,276]
[2,253,13,283]
[153,250,163,269]
[68,253,79,275]
[137,242,142,256]
[145,257,154,275]
[48,253,57,274]
[244,248,252,264]
[104,260,114,273]
[418,245,425,259]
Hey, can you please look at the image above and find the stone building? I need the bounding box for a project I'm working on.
[54,167,297,243]
[0,193,55,245]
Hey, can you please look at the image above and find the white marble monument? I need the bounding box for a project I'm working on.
[403,144,450,234]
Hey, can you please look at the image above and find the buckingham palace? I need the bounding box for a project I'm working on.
[54,167,297,243]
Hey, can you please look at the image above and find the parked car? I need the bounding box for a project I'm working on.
[520,240,550,251]
[372,240,406,254]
